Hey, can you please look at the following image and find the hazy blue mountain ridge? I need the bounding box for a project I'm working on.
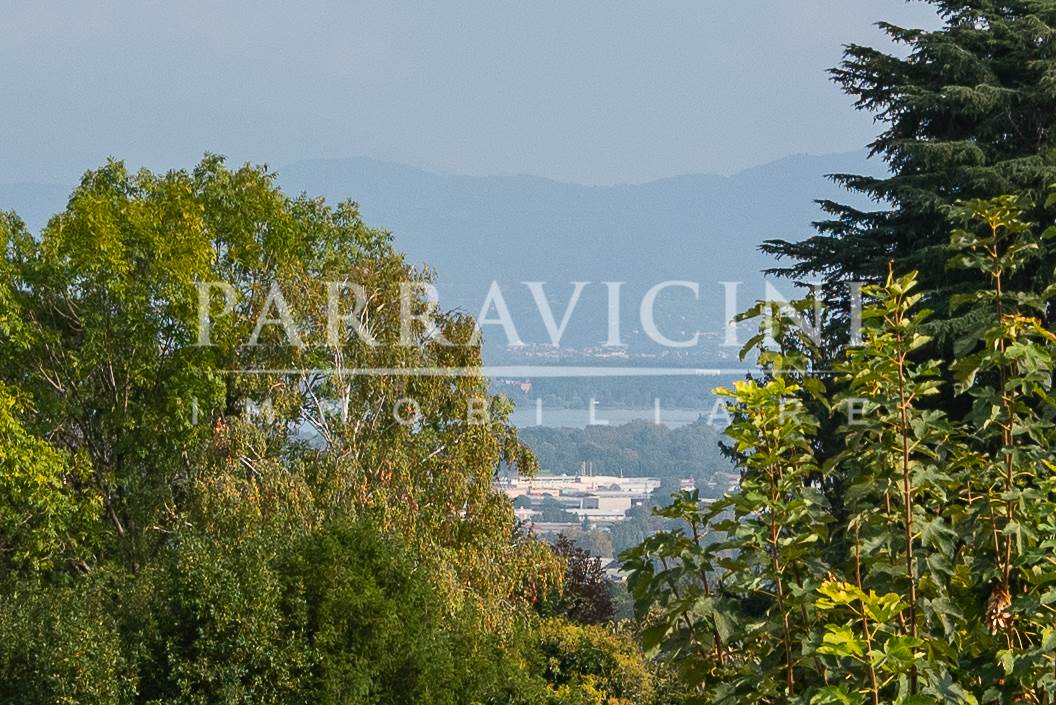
[0,151,882,354]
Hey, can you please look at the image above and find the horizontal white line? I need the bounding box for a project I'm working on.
[221,366,831,378]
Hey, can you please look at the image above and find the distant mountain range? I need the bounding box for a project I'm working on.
[0,152,884,355]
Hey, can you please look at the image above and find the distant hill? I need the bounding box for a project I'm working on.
[279,153,880,348]
[0,152,883,355]
[518,418,734,492]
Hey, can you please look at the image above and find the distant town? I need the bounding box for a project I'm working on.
[494,465,738,579]
[496,471,690,530]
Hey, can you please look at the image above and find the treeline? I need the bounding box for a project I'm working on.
[498,375,732,410]
[0,160,678,704]
[519,419,734,493]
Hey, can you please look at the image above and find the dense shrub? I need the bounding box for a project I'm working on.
[0,578,133,705]
[279,521,460,704]
[536,618,655,705]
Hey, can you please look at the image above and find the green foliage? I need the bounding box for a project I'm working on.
[280,520,462,704]
[753,18,1056,698]
[125,519,513,705]
[125,530,307,704]
[831,269,958,696]
[715,4,1056,698]
[0,384,102,574]
[621,490,739,694]
[535,618,656,705]
[0,576,134,705]
[764,0,1056,331]
[624,196,1056,704]
[0,157,539,579]
[813,580,928,704]
[0,156,548,599]
[0,519,666,705]
[608,480,689,556]
[0,158,665,705]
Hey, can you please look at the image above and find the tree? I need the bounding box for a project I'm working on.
[538,497,580,523]
[555,526,615,559]
[0,157,549,607]
[624,199,1056,702]
[4,518,512,705]
[0,577,133,705]
[0,157,674,705]
[0,383,101,575]
[534,618,655,705]
[121,527,308,704]
[538,534,615,625]
[764,1,1056,339]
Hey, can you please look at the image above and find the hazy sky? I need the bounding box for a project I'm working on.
[2,0,940,185]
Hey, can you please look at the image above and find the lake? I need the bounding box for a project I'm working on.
[508,405,707,429]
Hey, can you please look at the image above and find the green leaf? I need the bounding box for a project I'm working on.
[818,625,865,658]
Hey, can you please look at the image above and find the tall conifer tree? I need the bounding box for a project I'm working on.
[765,1,1056,334]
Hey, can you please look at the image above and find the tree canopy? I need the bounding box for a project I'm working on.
[0,158,673,704]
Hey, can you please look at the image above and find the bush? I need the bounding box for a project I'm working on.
[123,531,307,705]
[279,520,461,705]
[124,519,515,704]
[536,618,654,705]
[0,578,133,705]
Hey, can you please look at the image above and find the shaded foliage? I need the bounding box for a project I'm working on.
[764,0,1056,335]
[538,534,616,626]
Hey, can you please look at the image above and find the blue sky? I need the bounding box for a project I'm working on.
[2,0,939,185]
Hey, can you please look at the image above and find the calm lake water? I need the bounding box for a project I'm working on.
[508,406,706,429]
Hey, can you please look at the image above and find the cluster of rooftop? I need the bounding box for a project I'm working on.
[495,473,692,532]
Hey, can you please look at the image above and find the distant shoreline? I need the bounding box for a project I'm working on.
[508,406,705,429]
